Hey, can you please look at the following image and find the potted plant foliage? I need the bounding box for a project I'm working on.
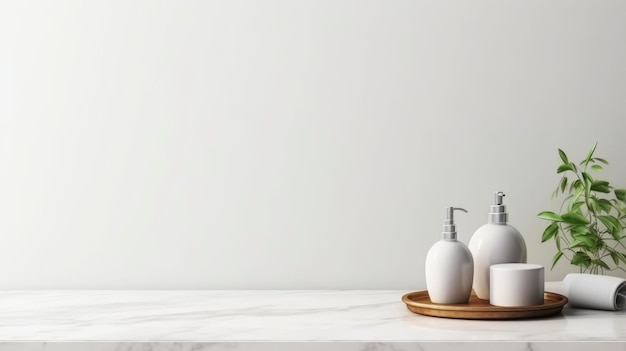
[538,144,626,274]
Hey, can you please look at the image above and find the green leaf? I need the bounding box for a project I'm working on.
[590,197,599,214]
[542,222,559,242]
[598,198,613,213]
[571,251,591,267]
[570,179,583,192]
[569,225,589,235]
[591,259,610,270]
[571,242,590,250]
[561,212,589,225]
[615,189,626,202]
[572,187,584,203]
[598,216,624,241]
[591,165,604,172]
[582,172,594,186]
[589,184,611,194]
[597,238,606,250]
[560,177,568,193]
[611,251,620,265]
[558,149,569,164]
[616,251,626,265]
[537,211,562,221]
[570,201,585,212]
[594,157,609,165]
[551,251,563,270]
[610,228,622,242]
[598,215,623,240]
[584,143,598,166]
[557,163,575,173]
[572,235,595,249]
[591,180,611,193]
[607,249,626,265]
[598,215,617,230]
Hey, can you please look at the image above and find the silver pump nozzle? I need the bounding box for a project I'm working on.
[442,207,468,240]
[488,191,508,224]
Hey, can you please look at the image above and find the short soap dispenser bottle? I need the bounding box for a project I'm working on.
[468,191,527,300]
[425,207,474,304]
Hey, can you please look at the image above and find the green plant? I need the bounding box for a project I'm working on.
[538,144,626,274]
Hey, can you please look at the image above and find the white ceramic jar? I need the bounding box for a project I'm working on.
[490,263,544,307]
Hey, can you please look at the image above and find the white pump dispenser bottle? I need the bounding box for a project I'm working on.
[425,207,474,304]
[468,191,527,300]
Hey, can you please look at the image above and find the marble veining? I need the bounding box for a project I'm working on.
[3,343,626,351]
[0,289,626,350]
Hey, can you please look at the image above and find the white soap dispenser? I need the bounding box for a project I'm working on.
[468,191,527,300]
[425,207,474,304]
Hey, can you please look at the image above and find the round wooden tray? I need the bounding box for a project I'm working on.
[402,290,567,320]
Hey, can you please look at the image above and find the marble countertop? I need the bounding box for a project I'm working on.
[1,285,626,351]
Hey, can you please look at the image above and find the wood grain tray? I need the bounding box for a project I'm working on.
[402,291,567,320]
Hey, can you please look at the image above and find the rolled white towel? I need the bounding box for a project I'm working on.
[562,273,626,311]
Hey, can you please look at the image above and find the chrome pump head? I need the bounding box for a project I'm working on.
[488,191,508,224]
[442,207,468,240]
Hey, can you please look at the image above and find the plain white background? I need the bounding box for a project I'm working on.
[1,0,625,289]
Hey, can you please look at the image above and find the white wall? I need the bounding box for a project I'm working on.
[1,0,626,289]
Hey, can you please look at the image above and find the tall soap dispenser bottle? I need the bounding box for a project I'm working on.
[468,191,527,300]
[425,207,474,304]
